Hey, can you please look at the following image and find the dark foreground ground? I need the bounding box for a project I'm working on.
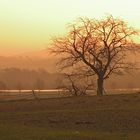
[0,93,140,140]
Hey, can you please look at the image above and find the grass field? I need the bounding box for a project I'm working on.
[0,93,140,140]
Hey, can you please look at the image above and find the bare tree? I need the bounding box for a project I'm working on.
[50,16,139,95]
[61,73,93,96]
[16,82,23,93]
[34,78,45,92]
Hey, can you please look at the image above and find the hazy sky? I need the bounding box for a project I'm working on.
[0,0,140,56]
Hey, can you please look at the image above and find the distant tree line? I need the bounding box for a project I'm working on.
[0,67,139,90]
[0,68,62,90]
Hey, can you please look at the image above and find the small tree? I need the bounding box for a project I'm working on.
[50,16,139,95]
[62,73,93,96]
[34,78,45,92]
[16,82,23,93]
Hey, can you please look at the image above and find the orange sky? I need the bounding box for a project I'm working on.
[0,0,140,56]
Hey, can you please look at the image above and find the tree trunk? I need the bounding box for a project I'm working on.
[97,78,104,96]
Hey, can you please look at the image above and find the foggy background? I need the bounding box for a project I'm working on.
[0,49,139,90]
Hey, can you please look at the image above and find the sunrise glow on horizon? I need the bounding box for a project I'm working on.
[0,0,140,56]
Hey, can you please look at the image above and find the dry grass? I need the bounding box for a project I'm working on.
[0,93,140,140]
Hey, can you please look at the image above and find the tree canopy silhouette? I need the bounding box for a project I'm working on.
[51,16,139,95]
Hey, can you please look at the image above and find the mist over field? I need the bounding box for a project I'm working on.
[0,49,139,90]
